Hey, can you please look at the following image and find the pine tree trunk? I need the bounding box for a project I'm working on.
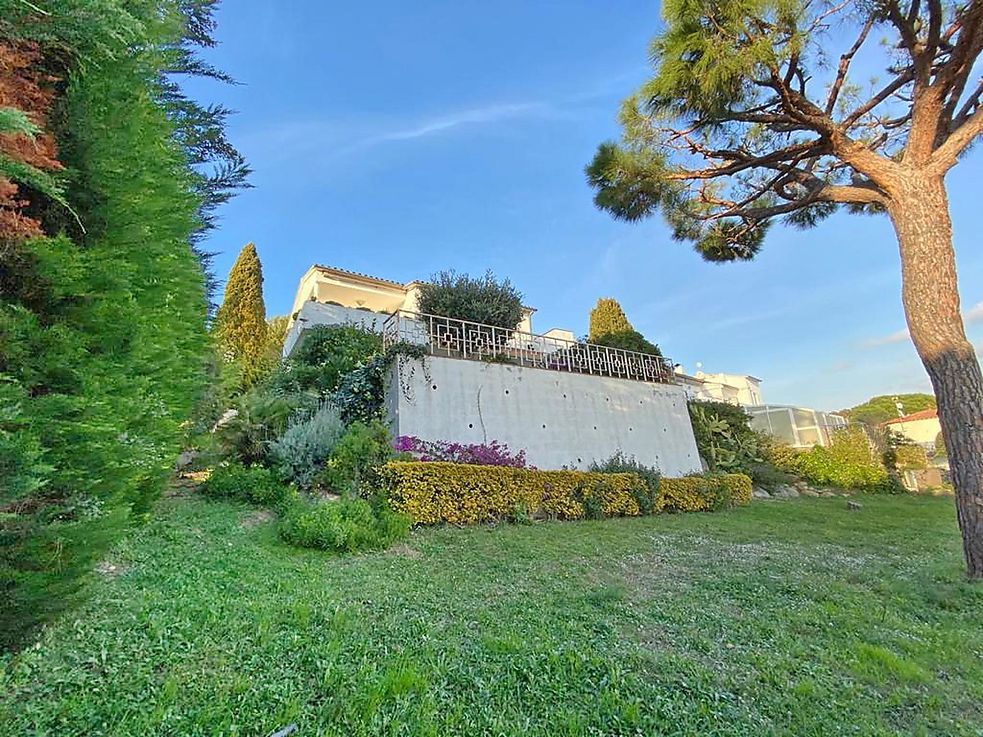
[888,174,983,579]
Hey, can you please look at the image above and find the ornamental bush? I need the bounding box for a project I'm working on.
[590,452,661,515]
[416,270,524,330]
[278,497,410,553]
[393,436,529,467]
[217,388,307,466]
[201,463,297,512]
[274,325,382,399]
[332,342,427,425]
[657,474,752,512]
[320,420,395,495]
[380,462,649,525]
[380,462,751,525]
[767,426,891,491]
[268,403,346,490]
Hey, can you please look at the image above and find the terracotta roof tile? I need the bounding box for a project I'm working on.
[884,408,938,424]
[312,264,407,289]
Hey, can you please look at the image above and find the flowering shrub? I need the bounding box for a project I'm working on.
[393,436,530,468]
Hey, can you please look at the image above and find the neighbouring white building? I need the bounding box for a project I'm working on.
[676,366,847,448]
[883,408,941,448]
[745,405,848,448]
[677,370,763,405]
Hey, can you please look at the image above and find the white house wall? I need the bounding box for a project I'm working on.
[888,417,941,446]
[386,355,702,475]
[283,301,390,357]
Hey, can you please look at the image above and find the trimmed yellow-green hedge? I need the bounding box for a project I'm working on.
[379,462,751,525]
[658,474,753,512]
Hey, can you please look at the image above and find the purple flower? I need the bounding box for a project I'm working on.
[392,435,531,468]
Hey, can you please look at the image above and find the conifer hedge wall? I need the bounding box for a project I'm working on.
[0,1,246,650]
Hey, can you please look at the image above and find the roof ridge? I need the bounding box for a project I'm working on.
[884,407,938,423]
[311,264,407,289]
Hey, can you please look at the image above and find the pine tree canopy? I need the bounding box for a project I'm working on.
[214,243,268,385]
[586,0,983,261]
[842,393,937,426]
[586,0,983,579]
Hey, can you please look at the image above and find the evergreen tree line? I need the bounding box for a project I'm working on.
[0,0,247,650]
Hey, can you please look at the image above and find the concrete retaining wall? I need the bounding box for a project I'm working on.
[386,355,702,475]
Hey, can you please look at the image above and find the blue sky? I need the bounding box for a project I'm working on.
[185,0,983,411]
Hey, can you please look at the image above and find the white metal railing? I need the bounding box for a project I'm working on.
[382,310,676,385]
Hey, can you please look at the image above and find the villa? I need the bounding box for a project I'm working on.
[282,263,847,465]
[282,264,699,474]
[284,265,541,356]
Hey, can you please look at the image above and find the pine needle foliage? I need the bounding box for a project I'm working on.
[214,243,268,389]
[584,0,983,577]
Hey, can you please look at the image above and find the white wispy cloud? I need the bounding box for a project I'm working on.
[860,299,983,349]
[705,307,788,332]
[964,300,983,323]
[861,328,910,348]
[364,102,550,144]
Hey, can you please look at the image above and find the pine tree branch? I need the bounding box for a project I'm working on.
[827,17,875,115]
[930,104,983,171]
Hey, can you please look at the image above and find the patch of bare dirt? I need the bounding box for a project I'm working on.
[95,560,130,578]
[241,509,275,528]
[388,542,423,559]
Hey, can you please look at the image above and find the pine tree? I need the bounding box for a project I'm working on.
[214,243,268,388]
[588,298,662,356]
[585,0,983,576]
[588,298,634,341]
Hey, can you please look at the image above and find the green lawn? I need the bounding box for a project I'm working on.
[2,492,981,736]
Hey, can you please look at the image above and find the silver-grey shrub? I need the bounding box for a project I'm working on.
[269,402,345,490]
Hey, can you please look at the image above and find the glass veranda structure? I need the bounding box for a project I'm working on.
[746,404,847,448]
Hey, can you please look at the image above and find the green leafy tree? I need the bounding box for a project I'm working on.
[587,1,983,578]
[416,270,524,330]
[214,243,267,388]
[274,324,382,399]
[588,298,662,356]
[842,393,936,426]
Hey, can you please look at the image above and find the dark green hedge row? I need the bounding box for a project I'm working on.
[0,2,245,650]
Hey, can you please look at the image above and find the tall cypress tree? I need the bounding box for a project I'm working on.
[214,243,268,387]
[588,298,662,356]
[588,298,634,341]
